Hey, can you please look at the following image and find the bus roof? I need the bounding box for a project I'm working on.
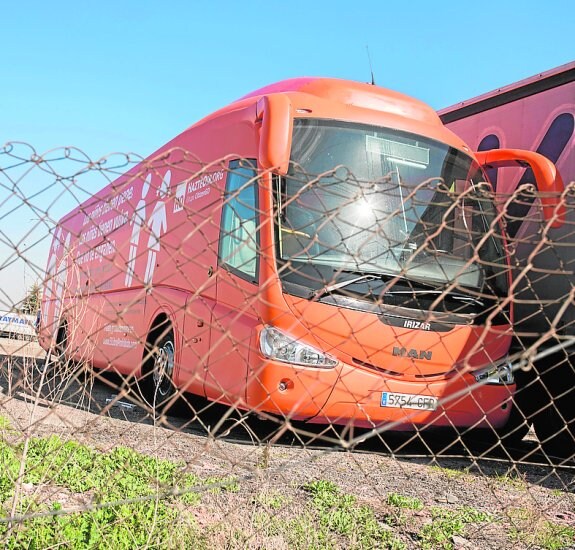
[238,77,440,125]
[194,77,443,128]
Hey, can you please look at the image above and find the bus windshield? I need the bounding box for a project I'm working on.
[275,119,508,307]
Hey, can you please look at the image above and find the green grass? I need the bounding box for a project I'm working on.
[255,491,288,510]
[0,416,14,431]
[3,497,198,549]
[508,508,575,550]
[387,492,424,511]
[304,480,406,549]
[419,506,493,549]
[252,509,334,549]
[0,418,237,549]
[248,479,410,550]
[494,472,528,491]
[430,465,470,480]
[0,444,19,504]
[0,414,569,549]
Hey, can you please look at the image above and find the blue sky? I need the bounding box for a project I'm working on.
[1,0,573,306]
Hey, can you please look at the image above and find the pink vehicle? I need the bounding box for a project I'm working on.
[440,62,575,457]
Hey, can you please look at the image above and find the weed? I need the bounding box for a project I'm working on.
[0,434,235,548]
[3,495,202,549]
[507,507,575,550]
[430,465,469,480]
[256,492,288,510]
[535,522,575,550]
[175,473,203,506]
[0,415,13,431]
[304,480,406,549]
[253,509,335,549]
[494,472,528,491]
[419,506,493,549]
[387,492,424,511]
[257,443,271,469]
[204,475,240,494]
[0,439,19,502]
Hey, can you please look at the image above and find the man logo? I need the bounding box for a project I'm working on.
[392,347,433,361]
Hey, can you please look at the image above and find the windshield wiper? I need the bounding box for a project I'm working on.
[311,269,438,301]
[311,269,484,306]
[383,288,484,307]
[311,274,381,300]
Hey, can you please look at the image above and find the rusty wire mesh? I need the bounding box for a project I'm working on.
[0,142,573,549]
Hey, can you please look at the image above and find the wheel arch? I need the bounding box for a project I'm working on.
[142,313,172,370]
[140,288,191,379]
[141,302,182,378]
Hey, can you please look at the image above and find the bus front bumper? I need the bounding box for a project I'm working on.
[247,359,515,431]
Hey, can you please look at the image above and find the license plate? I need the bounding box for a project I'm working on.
[381,392,438,411]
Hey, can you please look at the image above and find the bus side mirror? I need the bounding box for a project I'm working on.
[256,94,293,175]
[475,148,566,228]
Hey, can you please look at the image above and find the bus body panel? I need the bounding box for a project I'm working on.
[40,103,258,368]
[178,293,214,397]
[245,338,513,429]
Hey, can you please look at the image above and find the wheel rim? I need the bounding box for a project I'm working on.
[152,340,175,398]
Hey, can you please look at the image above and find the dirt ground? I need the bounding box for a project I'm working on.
[1,339,573,549]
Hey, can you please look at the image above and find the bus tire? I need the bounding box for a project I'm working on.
[48,322,69,367]
[42,321,75,398]
[141,328,177,415]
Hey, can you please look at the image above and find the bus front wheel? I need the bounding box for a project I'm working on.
[141,328,177,415]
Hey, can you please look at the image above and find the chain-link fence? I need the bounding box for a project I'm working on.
[1,142,573,549]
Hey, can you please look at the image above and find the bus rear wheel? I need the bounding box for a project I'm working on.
[41,322,76,399]
[52,322,70,367]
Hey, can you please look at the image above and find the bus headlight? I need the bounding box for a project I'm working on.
[259,326,337,368]
[473,361,514,385]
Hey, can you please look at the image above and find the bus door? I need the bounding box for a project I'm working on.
[205,159,260,405]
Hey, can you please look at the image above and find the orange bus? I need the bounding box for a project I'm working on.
[39,78,564,433]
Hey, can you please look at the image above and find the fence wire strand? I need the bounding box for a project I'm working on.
[0,142,573,549]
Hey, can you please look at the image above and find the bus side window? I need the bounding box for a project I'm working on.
[219,159,259,282]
